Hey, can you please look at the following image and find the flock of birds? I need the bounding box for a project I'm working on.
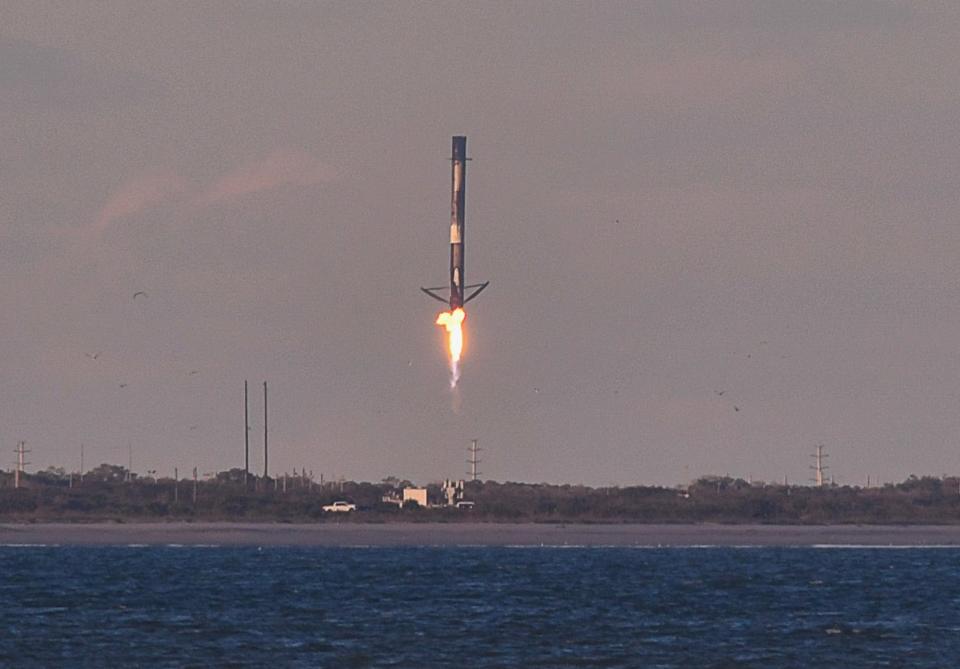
[93,290,777,423]
[84,290,201,392]
[527,333,783,415]
[711,341,791,414]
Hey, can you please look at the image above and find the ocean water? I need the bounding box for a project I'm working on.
[2,545,959,667]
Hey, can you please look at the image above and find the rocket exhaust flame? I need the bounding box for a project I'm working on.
[436,308,466,387]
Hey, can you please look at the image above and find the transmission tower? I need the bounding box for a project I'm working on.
[263,381,268,479]
[14,441,30,489]
[467,439,481,481]
[244,380,250,487]
[810,445,829,487]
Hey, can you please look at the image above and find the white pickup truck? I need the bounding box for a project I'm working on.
[322,500,357,512]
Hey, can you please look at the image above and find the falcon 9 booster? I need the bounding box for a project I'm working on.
[421,136,489,308]
[449,136,467,309]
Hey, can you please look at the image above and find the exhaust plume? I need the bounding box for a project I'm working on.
[435,307,466,388]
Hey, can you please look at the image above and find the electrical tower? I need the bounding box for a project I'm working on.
[244,380,250,487]
[467,439,481,481]
[810,445,829,487]
[263,381,268,479]
[14,441,30,489]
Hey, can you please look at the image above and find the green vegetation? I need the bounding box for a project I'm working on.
[2,467,959,524]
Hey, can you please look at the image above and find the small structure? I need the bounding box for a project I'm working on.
[402,487,428,507]
[381,491,403,507]
[442,479,465,506]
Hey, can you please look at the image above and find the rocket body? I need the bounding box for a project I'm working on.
[449,136,467,310]
[421,135,486,310]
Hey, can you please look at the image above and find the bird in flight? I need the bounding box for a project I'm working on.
[188,370,200,376]
[714,390,725,396]
[119,383,128,388]
[85,352,101,360]
[133,291,148,300]
[734,406,740,412]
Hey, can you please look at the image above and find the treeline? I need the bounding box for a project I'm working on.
[2,467,960,524]
[468,476,960,524]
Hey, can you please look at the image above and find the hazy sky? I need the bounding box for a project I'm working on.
[2,1,960,486]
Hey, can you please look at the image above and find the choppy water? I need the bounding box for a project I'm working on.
[2,545,959,667]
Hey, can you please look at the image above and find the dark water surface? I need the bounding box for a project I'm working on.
[2,546,959,667]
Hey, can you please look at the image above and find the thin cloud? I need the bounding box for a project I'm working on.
[199,148,336,205]
[89,149,335,239]
[93,171,187,236]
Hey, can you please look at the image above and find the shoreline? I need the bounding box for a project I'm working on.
[4,522,960,546]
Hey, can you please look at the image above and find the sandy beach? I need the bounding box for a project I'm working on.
[3,522,960,546]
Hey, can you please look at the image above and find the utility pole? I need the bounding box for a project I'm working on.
[263,381,268,480]
[80,443,84,483]
[192,467,198,504]
[127,442,133,483]
[467,439,481,482]
[14,441,30,489]
[174,467,179,503]
[244,380,250,487]
[810,445,829,487]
